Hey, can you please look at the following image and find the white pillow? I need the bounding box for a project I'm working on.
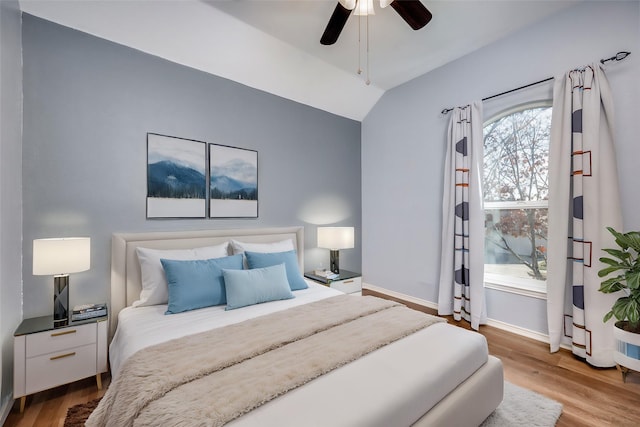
[134,242,229,307]
[230,239,294,255]
[230,239,295,269]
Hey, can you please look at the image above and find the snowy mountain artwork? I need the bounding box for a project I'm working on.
[209,144,258,218]
[147,133,207,218]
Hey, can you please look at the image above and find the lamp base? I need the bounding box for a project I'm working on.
[53,275,69,327]
[329,250,340,274]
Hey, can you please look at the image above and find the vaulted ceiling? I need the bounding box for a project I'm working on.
[19,0,579,121]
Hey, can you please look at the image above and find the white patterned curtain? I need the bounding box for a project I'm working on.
[438,101,487,330]
[546,64,622,367]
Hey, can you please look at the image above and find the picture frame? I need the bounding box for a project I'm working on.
[209,143,258,218]
[146,133,207,219]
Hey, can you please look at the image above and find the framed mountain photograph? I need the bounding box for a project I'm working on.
[209,144,258,218]
[146,133,207,218]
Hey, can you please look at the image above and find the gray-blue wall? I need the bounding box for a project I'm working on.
[21,15,362,318]
[0,0,24,417]
[362,0,640,335]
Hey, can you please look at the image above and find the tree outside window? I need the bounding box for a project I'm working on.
[483,105,551,290]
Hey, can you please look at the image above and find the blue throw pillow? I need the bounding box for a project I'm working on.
[161,254,243,314]
[244,250,309,291]
[223,263,294,310]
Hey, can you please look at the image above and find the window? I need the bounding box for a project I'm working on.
[483,104,551,295]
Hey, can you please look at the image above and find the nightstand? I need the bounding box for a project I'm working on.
[304,270,362,294]
[13,315,108,413]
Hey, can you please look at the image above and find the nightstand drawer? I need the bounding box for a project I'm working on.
[25,323,96,358]
[331,276,362,294]
[25,343,97,395]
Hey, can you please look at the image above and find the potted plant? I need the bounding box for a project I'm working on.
[598,226,640,381]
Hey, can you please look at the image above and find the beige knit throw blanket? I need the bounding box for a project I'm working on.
[87,295,445,427]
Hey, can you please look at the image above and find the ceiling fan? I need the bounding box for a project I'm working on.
[320,0,433,45]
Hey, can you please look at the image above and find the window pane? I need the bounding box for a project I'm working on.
[483,105,551,292]
[483,107,551,203]
[485,208,547,281]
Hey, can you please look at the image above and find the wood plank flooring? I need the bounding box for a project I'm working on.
[4,374,109,427]
[4,293,640,426]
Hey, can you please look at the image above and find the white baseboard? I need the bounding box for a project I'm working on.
[484,318,572,351]
[484,317,547,344]
[362,282,571,351]
[0,394,13,425]
[363,283,438,310]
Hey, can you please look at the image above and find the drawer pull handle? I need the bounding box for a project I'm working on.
[343,280,354,284]
[51,330,76,337]
[50,352,76,361]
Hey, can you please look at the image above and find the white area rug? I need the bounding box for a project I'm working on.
[481,381,563,427]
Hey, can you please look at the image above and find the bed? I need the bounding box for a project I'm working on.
[99,226,503,427]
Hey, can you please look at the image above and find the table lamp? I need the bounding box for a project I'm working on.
[33,237,90,327]
[317,227,354,274]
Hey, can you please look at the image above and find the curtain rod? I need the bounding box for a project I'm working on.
[440,51,631,115]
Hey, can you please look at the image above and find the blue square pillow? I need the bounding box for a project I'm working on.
[160,254,243,314]
[223,263,294,310]
[244,250,309,291]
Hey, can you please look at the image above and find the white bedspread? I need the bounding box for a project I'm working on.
[109,281,491,426]
[109,281,343,379]
[229,322,489,427]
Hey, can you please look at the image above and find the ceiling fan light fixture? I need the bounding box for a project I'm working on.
[354,0,375,16]
[321,0,433,85]
[338,0,357,10]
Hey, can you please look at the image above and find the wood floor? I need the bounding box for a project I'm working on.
[4,374,109,427]
[4,295,640,426]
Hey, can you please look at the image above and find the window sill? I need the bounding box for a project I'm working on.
[484,280,547,300]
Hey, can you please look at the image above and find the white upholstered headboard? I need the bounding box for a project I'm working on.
[110,226,304,338]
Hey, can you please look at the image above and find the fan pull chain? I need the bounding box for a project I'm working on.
[365,12,370,85]
[357,11,362,76]
[355,0,371,85]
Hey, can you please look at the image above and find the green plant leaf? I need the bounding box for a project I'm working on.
[602,249,631,262]
[628,303,640,326]
[608,227,630,250]
[599,257,623,267]
[598,277,626,293]
[625,232,640,252]
[626,270,640,289]
[611,297,630,321]
[621,297,640,328]
[601,227,640,327]
[616,233,640,253]
[598,266,627,278]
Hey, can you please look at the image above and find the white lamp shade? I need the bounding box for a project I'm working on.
[317,227,355,250]
[33,237,91,275]
[354,0,375,15]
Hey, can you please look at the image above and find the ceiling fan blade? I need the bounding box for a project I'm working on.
[388,0,432,30]
[321,2,352,45]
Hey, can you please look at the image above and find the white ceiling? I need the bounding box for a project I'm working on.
[19,0,579,121]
